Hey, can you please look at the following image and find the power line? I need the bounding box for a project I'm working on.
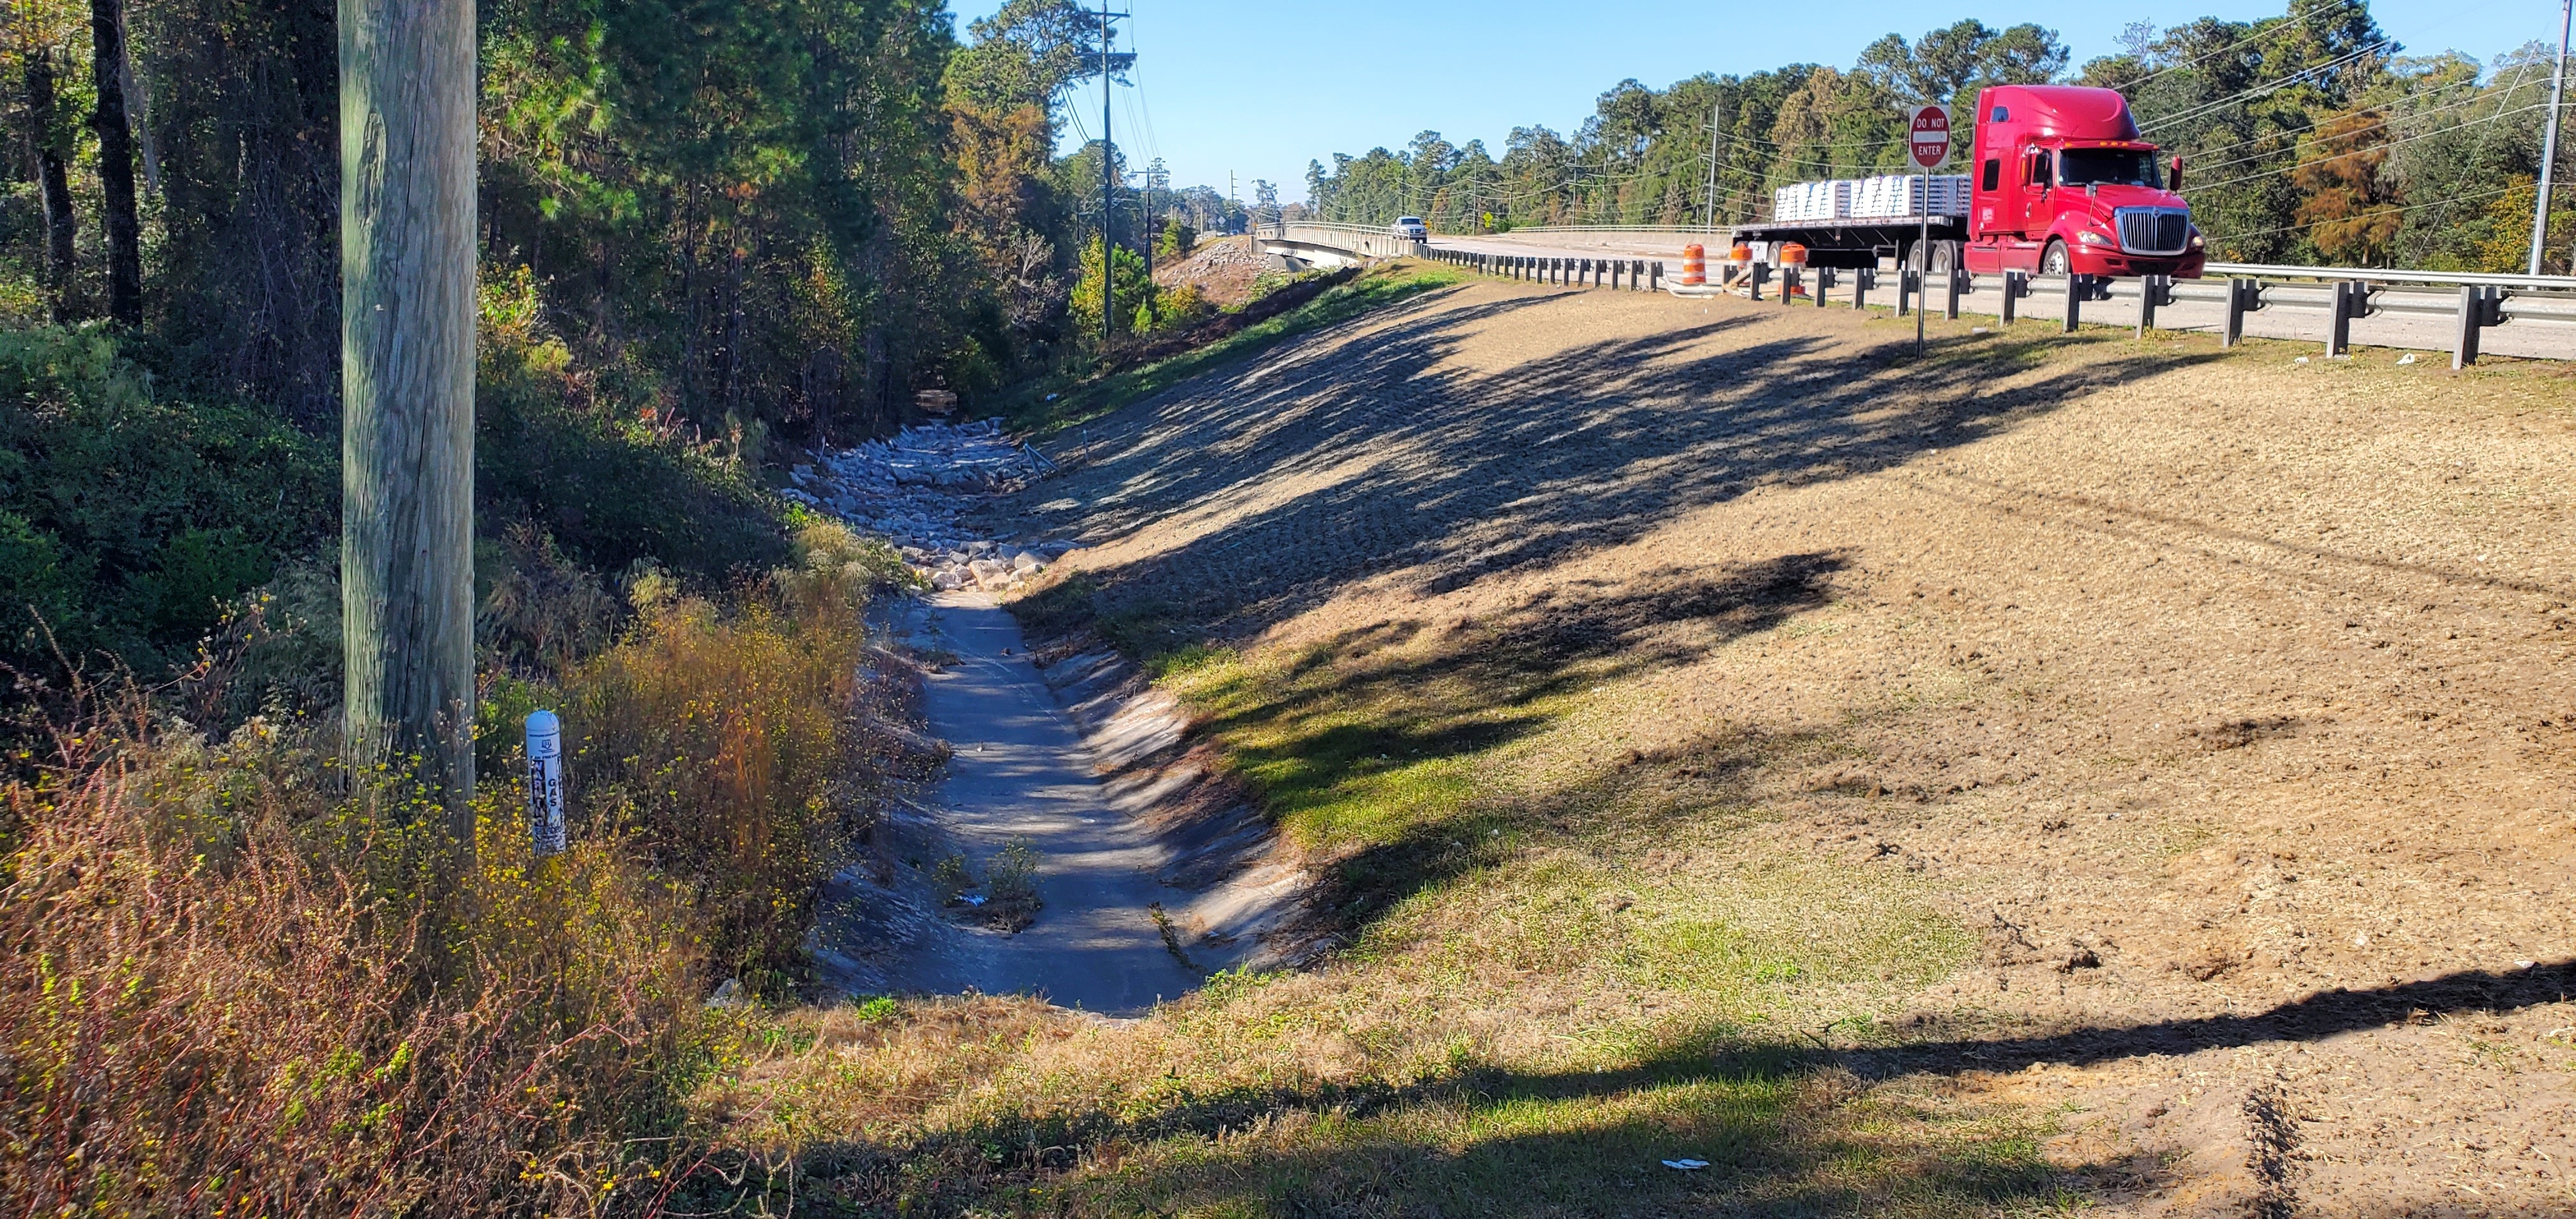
[2140,37,2396,133]
[2115,0,2369,91]
[2179,102,2545,195]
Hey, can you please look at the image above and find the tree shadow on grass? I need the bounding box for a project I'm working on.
[703,959,2576,1216]
[1172,551,1849,928]
[1006,288,2220,639]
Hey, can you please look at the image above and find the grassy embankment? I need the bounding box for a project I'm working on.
[695,266,2103,1216]
[992,260,1470,439]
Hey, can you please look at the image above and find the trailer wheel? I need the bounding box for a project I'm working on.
[1929,241,1958,273]
[2041,239,2071,277]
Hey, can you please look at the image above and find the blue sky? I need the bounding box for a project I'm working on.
[949,0,2566,204]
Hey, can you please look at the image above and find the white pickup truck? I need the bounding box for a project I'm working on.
[1391,216,1428,241]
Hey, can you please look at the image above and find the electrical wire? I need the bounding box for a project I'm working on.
[2177,101,2545,195]
[2140,37,2396,132]
[2212,180,2515,244]
[2115,0,2368,91]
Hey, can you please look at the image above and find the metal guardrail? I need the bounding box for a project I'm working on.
[2202,263,2576,293]
[1386,222,2576,295]
[1280,224,2563,369]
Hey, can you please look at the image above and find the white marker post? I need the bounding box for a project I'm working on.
[525,710,566,857]
[1907,103,1954,358]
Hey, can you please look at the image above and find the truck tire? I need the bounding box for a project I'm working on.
[1930,241,1959,273]
[2041,239,2071,277]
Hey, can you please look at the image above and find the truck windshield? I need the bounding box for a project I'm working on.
[2058,149,2159,188]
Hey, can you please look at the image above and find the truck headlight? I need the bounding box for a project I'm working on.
[2188,227,2204,250]
[2077,230,2112,247]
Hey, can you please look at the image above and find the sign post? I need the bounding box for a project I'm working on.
[526,709,567,858]
[1908,103,1953,357]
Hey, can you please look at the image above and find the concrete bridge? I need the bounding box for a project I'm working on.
[1256,222,1425,269]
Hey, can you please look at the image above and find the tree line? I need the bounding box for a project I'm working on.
[1304,0,2575,271]
[2,0,1243,443]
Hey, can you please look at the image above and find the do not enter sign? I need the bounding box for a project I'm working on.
[1908,104,1953,169]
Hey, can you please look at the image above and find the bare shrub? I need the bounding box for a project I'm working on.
[983,839,1042,932]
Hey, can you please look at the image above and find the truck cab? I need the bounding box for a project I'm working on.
[1963,84,2204,279]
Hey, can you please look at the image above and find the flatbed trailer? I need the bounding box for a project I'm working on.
[1725,215,1965,270]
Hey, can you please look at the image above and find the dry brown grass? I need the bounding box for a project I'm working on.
[0,697,710,1216]
[0,519,915,1217]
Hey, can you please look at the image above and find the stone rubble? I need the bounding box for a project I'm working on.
[782,418,1078,594]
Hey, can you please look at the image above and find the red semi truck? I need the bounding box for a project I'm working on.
[1729,84,2205,279]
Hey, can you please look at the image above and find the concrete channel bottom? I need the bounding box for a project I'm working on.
[872,594,1200,1016]
[1422,236,2576,361]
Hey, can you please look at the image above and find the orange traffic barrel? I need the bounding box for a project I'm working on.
[1680,243,1706,286]
[1727,242,1752,284]
[1779,242,1809,296]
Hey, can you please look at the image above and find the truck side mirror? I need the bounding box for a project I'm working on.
[2168,157,2184,192]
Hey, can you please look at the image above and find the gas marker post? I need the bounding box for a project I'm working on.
[1908,103,1952,358]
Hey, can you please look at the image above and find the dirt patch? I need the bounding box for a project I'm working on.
[1153,234,1274,309]
[976,281,2576,1212]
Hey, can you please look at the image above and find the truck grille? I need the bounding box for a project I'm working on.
[2116,208,2190,256]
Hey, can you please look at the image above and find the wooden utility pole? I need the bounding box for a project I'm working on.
[1699,95,1728,232]
[341,0,478,834]
[86,0,140,325]
[2531,0,2572,276]
[1098,0,1115,344]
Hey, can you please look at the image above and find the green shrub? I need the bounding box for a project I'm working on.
[475,268,789,583]
[0,326,332,680]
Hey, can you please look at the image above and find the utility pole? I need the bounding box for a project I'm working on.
[341,0,479,837]
[1144,158,1165,284]
[2532,0,2571,276]
[1099,0,1117,345]
[1700,95,1728,231]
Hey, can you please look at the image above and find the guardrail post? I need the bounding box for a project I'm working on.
[2062,275,2084,332]
[2326,279,2359,357]
[1748,262,1768,302]
[2222,278,2258,348]
[2136,274,2173,337]
[1814,266,1834,308]
[1652,261,1662,292]
[2000,270,2027,325]
[2453,285,2503,369]
[1853,268,1876,311]
[1943,270,1965,319]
